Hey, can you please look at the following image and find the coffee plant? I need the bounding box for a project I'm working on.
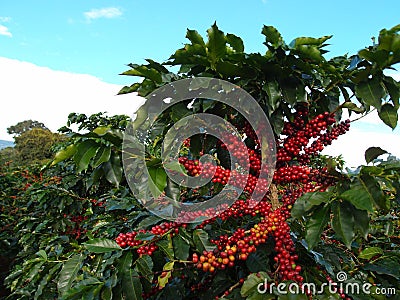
[1,23,400,300]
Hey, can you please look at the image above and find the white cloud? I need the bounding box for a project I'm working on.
[0,57,145,141]
[0,25,12,37]
[322,127,400,168]
[0,57,398,169]
[84,7,122,20]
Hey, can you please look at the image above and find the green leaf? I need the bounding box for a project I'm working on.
[291,192,331,218]
[158,261,174,288]
[91,146,111,168]
[34,263,61,300]
[51,144,77,166]
[305,204,330,249]
[378,103,398,129]
[172,233,190,260]
[36,250,47,260]
[58,254,84,296]
[294,45,324,62]
[359,247,384,260]
[165,178,181,202]
[148,166,167,198]
[383,75,400,109]
[83,238,122,253]
[353,208,370,240]
[355,78,385,110]
[103,152,122,187]
[135,255,153,283]
[206,22,226,68]
[341,102,365,113]
[331,201,355,249]
[241,272,270,299]
[261,25,283,48]
[340,174,387,212]
[156,237,174,260]
[186,29,205,46]
[290,35,332,48]
[121,65,162,84]
[246,247,270,273]
[73,139,100,172]
[363,257,400,278]
[365,146,388,163]
[263,81,281,113]
[280,79,306,105]
[119,252,143,300]
[226,33,244,52]
[193,229,215,252]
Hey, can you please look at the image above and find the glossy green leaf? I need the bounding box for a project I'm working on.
[383,75,400,109]
[261,25,283,48]
[193,229,215,252]
[241,272,270,299]
[359,247,384,260]
[135,255,153,283]
[206,22,226,67]
[226,33,244,52]
[91,146,111,168]
[103,152,122,187]
[36,250,47,260]
[290,35,332,48]
[34,263,61,300]
[341,102,365,113]
[51,144,77,166]
[294,45,324,62]
[58,254,83,295]
[305,204,330,249]
[355,78,385,110]
[148,166,167,197]
[118,82,141,95]
[331,201,355,249]
[291,192,331,218]
[263,81,281,112]
[156,237,174,260]
[363,257,400,278]
[378,103,398,129]
[186,29,205,46]
[340,174,387,212]
[365,146,388,163]
[121,65,162,84]
[119,252,142,300]
[83,238,122,253]
[172,234,190,260]
[246,247,269,273]
[353,208,370,240]
[73,139,100,172]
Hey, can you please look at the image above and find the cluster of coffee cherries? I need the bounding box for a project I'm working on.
[273,165,311,184]
[277,109,350,163]
[191,202,301,282]
[115,222,182,256]
[64,214,88,239]
[178,156,270,195]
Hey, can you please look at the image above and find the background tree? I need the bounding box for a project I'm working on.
[7,119,48,136]
[13,127,64,165]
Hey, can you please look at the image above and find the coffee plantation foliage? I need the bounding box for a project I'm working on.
[1,23,400,300]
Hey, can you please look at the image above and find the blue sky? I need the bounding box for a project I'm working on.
[0,0,400,167]
[2,0,400,84]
